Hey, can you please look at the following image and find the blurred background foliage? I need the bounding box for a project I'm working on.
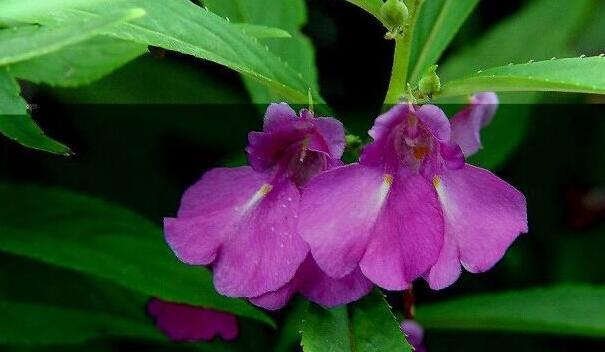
[1,0,605,350]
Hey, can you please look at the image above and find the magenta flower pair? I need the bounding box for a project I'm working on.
[164,94,527,310]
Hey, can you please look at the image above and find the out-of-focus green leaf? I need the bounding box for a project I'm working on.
[0,68,71,155]
[0,183,274,327]
[417,285,605,337]
[9,37,147,87]
[234,23,291,39]
[0,301,161,345]
[2,0,322,104]
[409,0,480,83]
[274,298,309,352]
[204,0,319,103]
[0,9,145,66]
[439,57,605,98]
[301,290,411,351]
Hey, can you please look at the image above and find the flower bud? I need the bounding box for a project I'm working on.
[419,65,441,97]
[380,0,409,35]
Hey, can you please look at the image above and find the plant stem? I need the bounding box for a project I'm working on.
[383,0,424,105]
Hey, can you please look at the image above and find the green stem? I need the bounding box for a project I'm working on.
[383,0,424,105]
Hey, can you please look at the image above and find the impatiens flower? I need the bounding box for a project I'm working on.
[164,103,372,306]
[401,320,427,352]
[147,299,238,342]
[249,254,372,310]
[299,94,527,291]
[450,92,499,156]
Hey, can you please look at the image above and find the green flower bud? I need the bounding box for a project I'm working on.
[380,0,409,35]
[419,65,441,97]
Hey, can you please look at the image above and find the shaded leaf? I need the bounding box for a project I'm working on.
[0,183,274,327]
[417,285,605,337]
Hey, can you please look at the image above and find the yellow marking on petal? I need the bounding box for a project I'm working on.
[242,183,273,212]
[378,174,394,204]
[433,175,441,189]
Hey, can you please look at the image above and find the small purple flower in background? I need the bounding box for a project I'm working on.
[147,299,238,342]
[299,93,527,291]
[401,320,427,352]
[164,103,372,308]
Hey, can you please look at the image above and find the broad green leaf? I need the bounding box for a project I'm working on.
[274,298,310,352]
[204,0,320,103]
[2,0,322,104]
[416,285,605,337]
[9,37,147,87]
[0,183,274,327]
[440,0,592,81]
[409,0,480,83]
[0,8,145,66]
[0,68,71,155]
[438,57,605,98]
[0,301,161,345]
[301,290,412,351]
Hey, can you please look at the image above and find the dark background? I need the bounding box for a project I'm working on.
[2,0,605,350]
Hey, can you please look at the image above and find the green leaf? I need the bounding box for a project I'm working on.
[409,0,480,83]
[2,0,322,104]
[235,24,292,39]
[0,68,71,155]
[9,37,147,87]
[0,301,162,345]
[416,285,605,337]
[0,8,145,66]
[438,57,605,98]
[203,0,319,103]
[0,183,274,327]
[301,290,412,351]
[439,0,592,81]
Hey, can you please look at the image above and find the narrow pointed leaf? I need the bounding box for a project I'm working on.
[0,183,274,327]
[0,68,71,155]
[417,285,605,337]
[409,0,480,83]
[438,57,605,98]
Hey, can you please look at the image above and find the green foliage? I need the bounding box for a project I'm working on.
[0,183,273,327]
[204,0,320,103]
[0,301,161,345]
[0,9,144,66]
[409,0,480,83]
[417,286,605,337]
[439,57,605,97]
[9,37,147,87]
[0,68,71,155]
[301,290,412,351]
[2,0,321,104]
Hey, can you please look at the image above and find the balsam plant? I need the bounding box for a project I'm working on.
[0,0,605,351]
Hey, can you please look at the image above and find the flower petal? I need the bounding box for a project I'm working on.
[415,104,451,142]
[147,299,238,342]
[249,280,298,311]
[310,117,346,159]
[299,257,373,308]
[213,177,309,297]
[165,167,267,265]
[263,102,298,133]
[450,92,499,157]
[360,170,443,290]
[427,165,527,289]
[299,164,388,278]
[401,320,426,352]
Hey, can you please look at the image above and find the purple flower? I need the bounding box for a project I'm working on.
[249,254,372,310]
[299,94,527,290]
[147,299,238,342]
[450,92,499,156]
[401,320,427,352]
[164,103,372,305]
